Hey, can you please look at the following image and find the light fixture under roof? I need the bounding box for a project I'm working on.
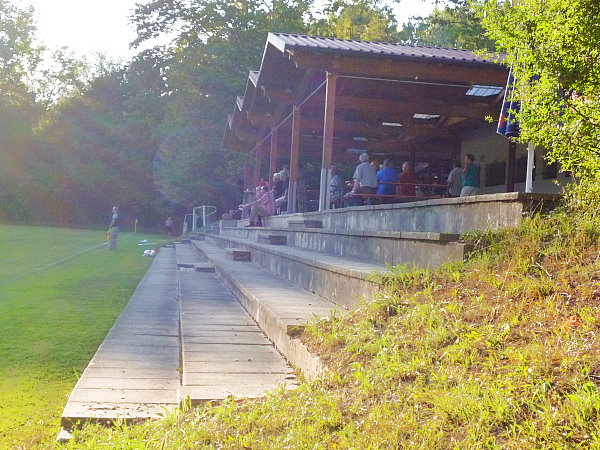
[413,114,441,120]
[352,136,368,141]
[381,122,402,127]
[466,85,503,97]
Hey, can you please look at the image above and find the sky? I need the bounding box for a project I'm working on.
[14,0,437,61]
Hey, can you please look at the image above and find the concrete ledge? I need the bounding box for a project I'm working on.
[288,220,323,229]
[219,226,471,268]
[264,193,561,233]
[220,219,238,227]
[192,240,338,379]
[257,234,287,245]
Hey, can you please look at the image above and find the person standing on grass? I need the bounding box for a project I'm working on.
[164,216,173,237]
[108,206,120,250]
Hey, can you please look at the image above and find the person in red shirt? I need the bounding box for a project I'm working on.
[398,162,418,197]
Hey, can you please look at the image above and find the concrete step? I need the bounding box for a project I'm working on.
[202,233,381,309]
[219,226,471,268]
[177,268,297,404]
[175,242,207,268]
[191,239,342,378]
[61,248,180,427]
[257,233,287,245]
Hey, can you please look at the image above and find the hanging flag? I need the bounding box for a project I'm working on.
[497,67,520,138]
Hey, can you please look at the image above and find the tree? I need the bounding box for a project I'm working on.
[481,0,600,183]
[130,0,314,212]
[399,0,494,50]
[311,0,399,41]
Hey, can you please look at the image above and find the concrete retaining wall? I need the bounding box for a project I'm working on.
[264,193,560,234]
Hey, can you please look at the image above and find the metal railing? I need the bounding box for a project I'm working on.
[182,205,217,235]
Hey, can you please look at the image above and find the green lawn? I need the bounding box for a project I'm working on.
[0,224,164,448]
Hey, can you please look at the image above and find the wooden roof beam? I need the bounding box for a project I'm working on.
[290,51,509,86]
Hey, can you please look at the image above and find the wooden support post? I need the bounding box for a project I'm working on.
[269,129,278,184]
[254,143,263,187]
[288,106,301,213]
[243,159,252,191]
[506,140,516,192]
[319,72,337,211]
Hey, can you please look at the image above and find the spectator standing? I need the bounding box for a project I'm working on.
[350,153,377,205]
[398,162,418,197]
[460,154,480,197]
[376,159,399,203]
[446,160,463,197]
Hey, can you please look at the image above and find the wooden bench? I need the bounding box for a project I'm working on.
[225,247,251,262]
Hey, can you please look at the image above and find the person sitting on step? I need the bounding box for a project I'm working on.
[239,185,275,227]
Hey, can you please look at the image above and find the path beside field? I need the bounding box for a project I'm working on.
[61,244,295,427]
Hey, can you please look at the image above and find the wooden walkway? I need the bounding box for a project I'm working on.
[61,244,296,427]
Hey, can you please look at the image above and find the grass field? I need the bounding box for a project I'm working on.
[0,224,164,448]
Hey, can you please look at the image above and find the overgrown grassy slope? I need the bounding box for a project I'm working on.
[68,199,600,448]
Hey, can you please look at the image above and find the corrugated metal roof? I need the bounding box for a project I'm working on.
[268,33,500,65]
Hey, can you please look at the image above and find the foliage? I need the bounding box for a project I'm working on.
[480,0,600,182]
[310,0,399,41]
[399,0,495,50]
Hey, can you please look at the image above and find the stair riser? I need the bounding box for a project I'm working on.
[206,234,377,309]
[221,227,470,268]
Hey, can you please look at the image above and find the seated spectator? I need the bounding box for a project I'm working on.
[376,159,398,203]
[275,188,288,213]
[240,185,275,227]
[398,161,418,197]
[272,172,284,199]
[330,165,345,209]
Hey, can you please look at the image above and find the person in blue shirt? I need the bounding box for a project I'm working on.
[460,154,480,196]
[376,159,398,203]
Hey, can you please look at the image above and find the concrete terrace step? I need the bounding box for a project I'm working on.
[219,226,471,268]
[61,248,180,427]
[175,241,207,268]
[192,239,342,378]
[202,232,383,309]
[177,268,297,403]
